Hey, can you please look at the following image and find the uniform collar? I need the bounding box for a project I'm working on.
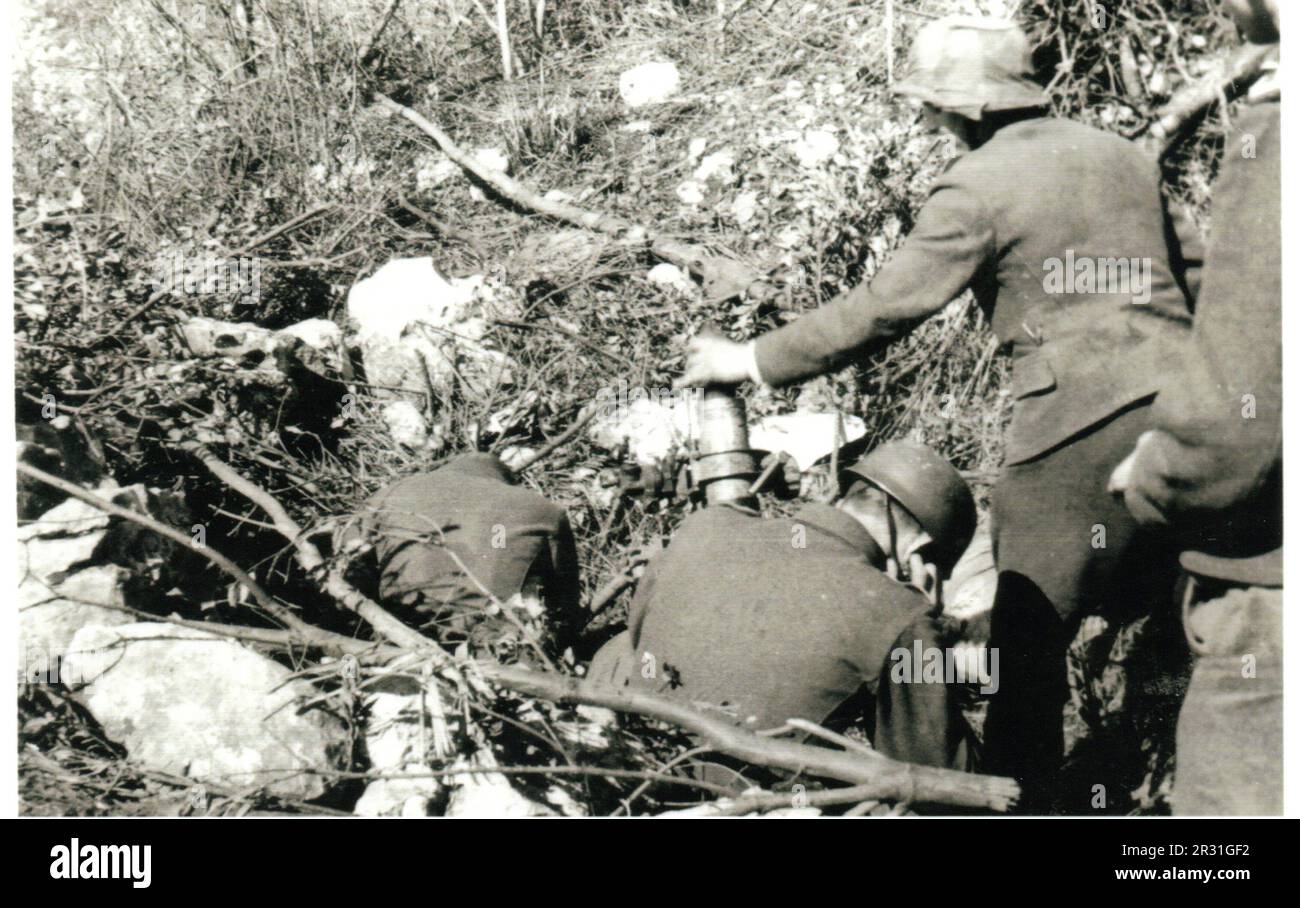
[794,502,888,568]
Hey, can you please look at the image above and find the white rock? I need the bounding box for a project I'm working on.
[382,400,432,449]
[693,150,736,183]
[277,318,341,351]
[790,129,840,169]
[588,396,695,463]
[180,317,277,366]
[645,263,696,297]
[618,61,681,108]
[731,191,759,226]
[414,150,460,190]
[353,677,443,817]
[687,137,708,160]
[346,258,519,401]
[472,147,510,174]
[19,565,132,682]
[276,318,344,375]
[18,495,110,542]
[498,445,536,472]
[749,412,868,471]
[444,753,557,818]
[64,623,348,800]
[675,180,705,206]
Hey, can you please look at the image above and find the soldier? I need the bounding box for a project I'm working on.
[589,441,978,774]
[358,453,583,656]
[676,16,1200,797]
[1109,0,1280,815]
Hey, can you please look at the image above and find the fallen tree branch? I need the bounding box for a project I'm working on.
[373,92,771,303]
[20,462,1018,810]
[16,462,319,640]
[487,665,1019,810]
[511,402,603,473]
[1143,41,1275,158]
[190,446,442,659]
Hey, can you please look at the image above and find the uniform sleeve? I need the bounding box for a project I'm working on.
[542,513,584,639]
[873,612,968,771]
[1124,105,1281,537]
[754,182,996,387]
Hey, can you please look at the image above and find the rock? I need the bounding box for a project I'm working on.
[64,623,349,800]
[675,180,705,206]
[693,150,736,184]
[645,263,696,298]
[507,229,605,284]
[278,317,342,350]
[18,485,191,676]
[275,319,345,379]
[181,316,346,380]
[180,317,278,368]
[730,191,759,226]
[588,395,694,463]
[618,61,681,108]
[443,752,558,818]
[345,258,520,403]
[790,129,840,169]
[353,675,443,817]
[498,446,536,472]
[19,565,133,684]
[414,150,460,191]
[749,412,868,471]
[381,400,433,450]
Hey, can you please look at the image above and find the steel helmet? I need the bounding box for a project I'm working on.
[841,440,977,576]
[891,16,1049,120]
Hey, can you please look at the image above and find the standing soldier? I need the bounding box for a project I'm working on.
[677,16,1200,800]
[1109,0,1280,815]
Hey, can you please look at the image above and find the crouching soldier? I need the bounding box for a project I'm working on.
[589,440,978,773]
[358,453,583,656]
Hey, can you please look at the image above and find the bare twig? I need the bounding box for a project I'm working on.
[373,92,770,302]
[359,0,404,65]
[512,402,603,472]
[1143,41,1274,157]
[16,462,321,638]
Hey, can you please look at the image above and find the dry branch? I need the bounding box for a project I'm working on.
[373,92,771,303]
[1144,41,1275,157]
[488,665,1020,810]
[16,462,319,639]
[18,463,1019,810]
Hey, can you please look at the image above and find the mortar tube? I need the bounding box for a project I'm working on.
[694,386,759,506]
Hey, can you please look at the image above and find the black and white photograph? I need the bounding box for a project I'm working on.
[3,0,1289,846]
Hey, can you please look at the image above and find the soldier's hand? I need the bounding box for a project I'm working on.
[1107,449,1137,496]
[674,333,754,389]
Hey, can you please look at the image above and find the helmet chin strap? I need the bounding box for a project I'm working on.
[887,496,934,568]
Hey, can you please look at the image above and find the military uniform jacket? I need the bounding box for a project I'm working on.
[362,454,581,617]
[1127,102,1281,584]
[755,116,1199,466]
[626,502,931,733]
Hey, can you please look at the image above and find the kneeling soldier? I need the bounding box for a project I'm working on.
[590,440,977,771]
[359,453,583,655]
